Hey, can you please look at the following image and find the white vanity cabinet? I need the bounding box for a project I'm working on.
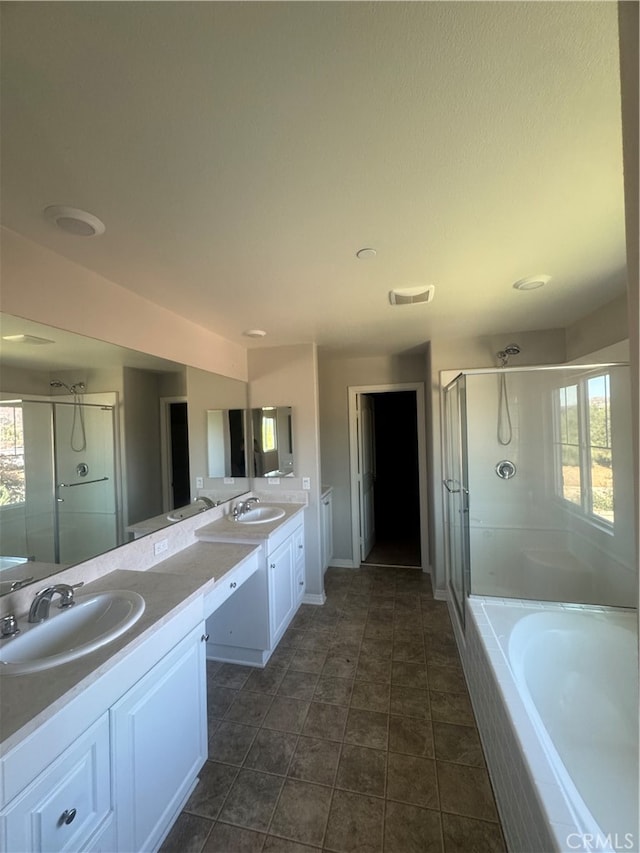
[111,623,207,853]
[204,512,305,666]
[0,612,207,853]
[0,714,113,853]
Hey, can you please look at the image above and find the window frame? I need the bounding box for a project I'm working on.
[552,370,614,532]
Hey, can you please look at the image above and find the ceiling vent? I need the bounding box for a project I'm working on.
[389,285,435,306]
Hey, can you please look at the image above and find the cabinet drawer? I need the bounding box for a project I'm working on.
[204,550,260,614]
[0,714,111,853]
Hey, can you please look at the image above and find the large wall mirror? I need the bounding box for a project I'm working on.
[250,406,294,477]
[0,313,249,596]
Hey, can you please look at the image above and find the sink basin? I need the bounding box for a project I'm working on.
[236,506,286,524]
[0,590,145,675]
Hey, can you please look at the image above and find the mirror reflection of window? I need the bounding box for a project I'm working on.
[0,402,25,506]
[261,409,277,452]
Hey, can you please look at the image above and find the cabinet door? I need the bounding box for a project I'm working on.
[111,623,207,853]
[0,714,111,853]
[268,537,295,646]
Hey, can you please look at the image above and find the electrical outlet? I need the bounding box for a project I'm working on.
[154,539,168,556]
[195,476,204,488]
[224,477,235,485]
[268,478,281,485]
[302,477,311,490]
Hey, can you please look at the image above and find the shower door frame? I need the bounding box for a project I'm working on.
[443,374,471,627]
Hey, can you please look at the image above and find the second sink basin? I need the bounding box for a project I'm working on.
[0,590,145,675]
[236,506,286,524]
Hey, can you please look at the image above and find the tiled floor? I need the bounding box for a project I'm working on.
[161,566,506,853]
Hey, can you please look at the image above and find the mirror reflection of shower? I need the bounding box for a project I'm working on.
[496,344,520,446]
[50,379,87,451]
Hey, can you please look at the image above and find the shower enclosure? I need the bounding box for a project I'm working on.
[0,397,119,567]
[443,363,635,619]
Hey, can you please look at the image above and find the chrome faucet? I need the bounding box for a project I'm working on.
[28,583,83,623]
[193,496,216,510]
[244,497,260,511]
[232,496,259,520]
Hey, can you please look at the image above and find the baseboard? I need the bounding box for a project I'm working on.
[328,559,358,569]
[302,592,326,605]
[206,643,270,667]
[434,589,448,601]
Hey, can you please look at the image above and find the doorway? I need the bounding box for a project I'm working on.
[348,383,428,571]
[160,397,191,511]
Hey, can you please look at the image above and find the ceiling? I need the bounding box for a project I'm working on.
[0,2,628,357]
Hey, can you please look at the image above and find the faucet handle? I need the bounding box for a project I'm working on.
[0,614,20,637]
[57,582,84,609]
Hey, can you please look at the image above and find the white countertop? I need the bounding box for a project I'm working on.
[0,541,259,752]
[196,502,305,543]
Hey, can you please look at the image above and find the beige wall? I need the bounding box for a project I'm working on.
[318,353,427,566]
[248,344,323,597]
[427,328,566,593]
[0,227,248,381]
[565,292,629,362]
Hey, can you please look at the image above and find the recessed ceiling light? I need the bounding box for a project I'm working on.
[43,205,106,237]
[512,274,551,291]
[243,329,267,338]
[2,334,55,345]
[356,248,377,260]
[389,285,435,305]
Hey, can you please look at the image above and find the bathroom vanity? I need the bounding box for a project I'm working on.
[0,501,306,853]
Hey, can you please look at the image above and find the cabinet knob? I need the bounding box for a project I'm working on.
[298,544,303,550]
[201,633,210,642]
[230,581,237,589]
[298,580,304,586]
[60,808,77,826]
[270,563,275,569]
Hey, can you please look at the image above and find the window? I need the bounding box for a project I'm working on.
[554,373,613,525]
[0,403,26,506]
[261,409,277,453]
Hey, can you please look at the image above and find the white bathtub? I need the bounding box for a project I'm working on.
[467,598,638,853]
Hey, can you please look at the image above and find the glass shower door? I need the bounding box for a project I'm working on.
[443,376,470,626]
[54,401,118,564]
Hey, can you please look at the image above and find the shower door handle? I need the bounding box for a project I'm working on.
[58,477,109,488]
[443,479,460,493]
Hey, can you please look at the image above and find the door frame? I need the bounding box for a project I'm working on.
[159,396,188,512]
[348,383,429,572]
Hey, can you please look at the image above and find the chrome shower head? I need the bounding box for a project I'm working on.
[496,344,521,367]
